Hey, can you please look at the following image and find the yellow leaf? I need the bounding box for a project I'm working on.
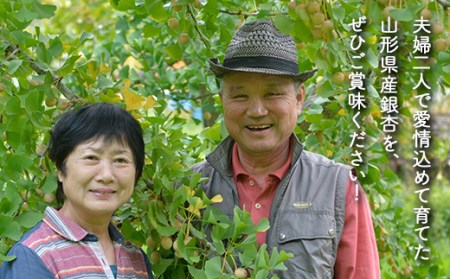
[124,56,143,70]
[144,95,157,110]
[99,65,111,73]
[194,198,204,209]
[121,79,145,110]
[186,205,201,218]
[210,194,223,204]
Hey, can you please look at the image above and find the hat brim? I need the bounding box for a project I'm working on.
[209,58,317,83]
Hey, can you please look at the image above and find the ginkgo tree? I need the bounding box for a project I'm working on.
[1,0,449,278]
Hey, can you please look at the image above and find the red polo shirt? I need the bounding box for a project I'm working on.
[231,143,380,278]
[231,142,292,246]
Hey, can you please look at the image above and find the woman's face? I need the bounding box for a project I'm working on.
[58,138,136,222]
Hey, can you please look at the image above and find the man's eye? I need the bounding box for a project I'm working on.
[84,155,98,161]
[267,92,281,97]
[232,94,246,99]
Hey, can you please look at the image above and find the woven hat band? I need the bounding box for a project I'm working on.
[223,56,299,74]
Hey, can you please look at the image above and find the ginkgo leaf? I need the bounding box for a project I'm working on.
[121,79,145,110]
[144,95,157,110]
[210,194,223,204]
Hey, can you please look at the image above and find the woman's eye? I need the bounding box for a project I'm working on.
[115,158,130,164]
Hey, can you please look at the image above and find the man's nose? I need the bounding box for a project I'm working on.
[246,98,268,117]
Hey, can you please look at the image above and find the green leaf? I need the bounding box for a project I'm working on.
[48,37,63,58]
[41,176,58,194]
[273,14,293,35]
[144,0,170,23]
[6,155,33,174]
[254,218,269,233]
[143,24,161,38]
[437,52,450,64]
[0,254,16,262]
[15,212,44,228]
[36,43,51,65]
[164,44,183,61]
[0,215,21,240]
[5,96,22,116]
[79,32,95,47]
[15,5,37,23]
[204,256,223,279]
[187,266,207,279]
[58,55,81,76]
[316,80,335,98]
[389,8,414,22]
[151,257,174,276]
[365,48,378,69]
[31,2,56,19]
[121,219,145,244]
[110,0,136,11]
[24,89,44,113]
[7,60,23,75]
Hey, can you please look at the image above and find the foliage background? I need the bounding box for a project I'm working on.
[0,0,449,278]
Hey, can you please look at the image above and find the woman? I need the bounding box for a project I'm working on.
[0,103,153,278]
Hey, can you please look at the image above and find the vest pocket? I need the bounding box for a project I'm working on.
[274,211,335,277]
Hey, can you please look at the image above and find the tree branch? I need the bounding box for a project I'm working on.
[4,42,80,101]
[187,4,210,51]
[175,213,235,274]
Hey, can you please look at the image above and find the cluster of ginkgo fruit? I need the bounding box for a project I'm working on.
[288,1,336,41]
[167,0,202,46]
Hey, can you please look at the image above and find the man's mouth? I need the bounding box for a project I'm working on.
[89,189,116,195]
[246,124,272,131]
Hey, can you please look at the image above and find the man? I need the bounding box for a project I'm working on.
[192,20,380,278]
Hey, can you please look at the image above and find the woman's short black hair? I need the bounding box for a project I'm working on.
[48,102,145,205]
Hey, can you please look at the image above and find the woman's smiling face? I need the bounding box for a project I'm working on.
[58,138,136,220]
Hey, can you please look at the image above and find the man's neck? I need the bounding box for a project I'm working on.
[237,141,291,177]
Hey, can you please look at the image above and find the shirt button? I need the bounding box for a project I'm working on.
[328,228,335,236]
[249,180,255,186]
[279,233,286,240]
[255,203,261,209]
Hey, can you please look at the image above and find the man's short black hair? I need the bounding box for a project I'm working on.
[48,102,145,204]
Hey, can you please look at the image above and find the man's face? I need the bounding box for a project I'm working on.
[220,72,305,157]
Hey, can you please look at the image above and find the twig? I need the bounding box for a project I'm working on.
[4,42,79,101]
[175,213,234,274]
[187,4,211,51]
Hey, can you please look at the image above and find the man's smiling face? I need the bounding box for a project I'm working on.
[220,72,305,157]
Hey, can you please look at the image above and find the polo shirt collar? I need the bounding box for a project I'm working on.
[231,138,294,181]
[43,207,124,243]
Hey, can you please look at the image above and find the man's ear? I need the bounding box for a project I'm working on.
[296,83,306,113]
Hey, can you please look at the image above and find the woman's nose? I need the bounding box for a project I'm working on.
[96,161,115,183]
